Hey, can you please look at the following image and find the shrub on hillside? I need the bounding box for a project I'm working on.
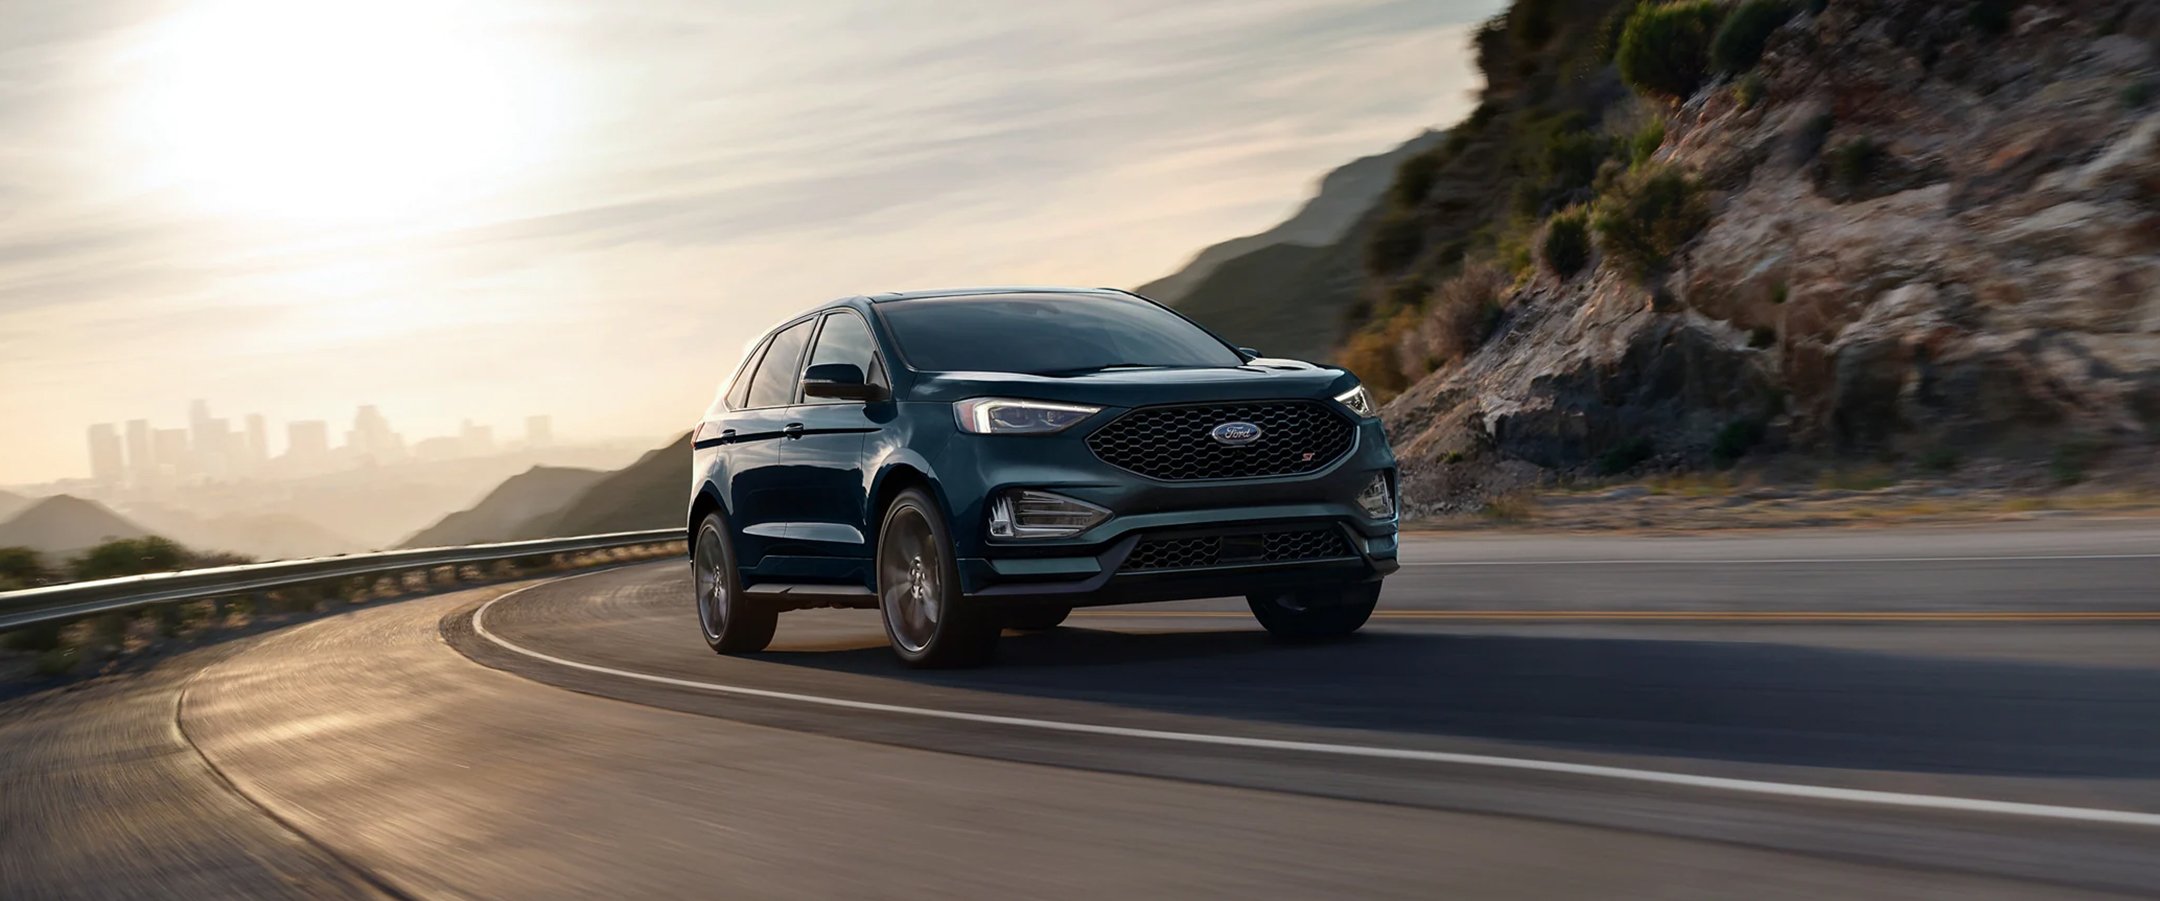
[1630,120,1665,166]
[1711,0,1796,73]
[1392,149,1444,207]
[1616,1,1726,100]
[1428,264,1511,364]
[1711,418,1767,467]
[1592,166,1711,277]
[69,536,189,581]
[0,546,48,591]
[1542,210,1591,276]
[1826,136,1884,191]
[1338,325,1411,399]
[1366,209,1425,273]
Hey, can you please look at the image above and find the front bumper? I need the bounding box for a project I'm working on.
[958,518,1398,607]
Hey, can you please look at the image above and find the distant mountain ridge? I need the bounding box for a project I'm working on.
[0,489,30,522]
[0,495,154,556]
[513,434,690,540]
[401,466,609,548]
[1137,129,1444,306]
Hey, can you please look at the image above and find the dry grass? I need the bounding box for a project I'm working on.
[1814,466,1898,492]
[1480,491,1541,523]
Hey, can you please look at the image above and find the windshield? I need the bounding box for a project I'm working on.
[876,293,1245,374]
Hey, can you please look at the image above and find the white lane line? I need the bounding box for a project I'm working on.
[473,584,2160,829]
[1399,552,2160,567]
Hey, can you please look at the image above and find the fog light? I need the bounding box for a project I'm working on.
[988,489,1111,539]
[1355,473,1395,520]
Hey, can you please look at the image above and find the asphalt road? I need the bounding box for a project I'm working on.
[8,522,2160,899]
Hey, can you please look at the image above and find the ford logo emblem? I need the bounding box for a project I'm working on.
[1210,421,1263,446]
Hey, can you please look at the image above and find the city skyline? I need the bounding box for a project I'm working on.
[0,0,1489,485]
[77,400,559,490]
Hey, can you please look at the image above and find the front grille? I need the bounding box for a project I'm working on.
[1122,527,1354,572]
[1085,400,1355,481]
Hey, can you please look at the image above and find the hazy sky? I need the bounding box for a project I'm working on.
[0,0,1496,483]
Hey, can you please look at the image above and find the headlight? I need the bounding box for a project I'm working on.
[1335,384,1377,418]
[1355,472,1396,521]
[987,489,1111,539]
[954,398,1101,434]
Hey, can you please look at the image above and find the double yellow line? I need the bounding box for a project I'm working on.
[1073,610,2160,623]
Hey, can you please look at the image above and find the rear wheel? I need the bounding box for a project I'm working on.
[693,512,777,653]
[877,488,997,667]
[1246,581,1379,639]
[1004,605,1072,631]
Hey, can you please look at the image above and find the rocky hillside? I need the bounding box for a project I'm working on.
[1350,0,2160,513]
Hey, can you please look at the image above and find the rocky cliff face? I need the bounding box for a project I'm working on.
[1382,0,2160,513]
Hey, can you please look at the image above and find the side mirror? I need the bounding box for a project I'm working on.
[802,362,886,402]
[1237,346,1262,360]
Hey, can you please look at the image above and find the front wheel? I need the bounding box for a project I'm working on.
[877,488,998,667]
[1246,581,1379,640]
[693,512,777,653]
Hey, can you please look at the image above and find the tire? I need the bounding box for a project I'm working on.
[876,487,998,667]
[1246,581,1380,640]
[1004,605,1072,631]
[692,512,777,653]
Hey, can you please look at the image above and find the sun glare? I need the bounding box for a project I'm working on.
[123,0,568,224]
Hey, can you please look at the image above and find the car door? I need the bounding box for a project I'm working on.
[719,317,816,569]
[781,309,886,568]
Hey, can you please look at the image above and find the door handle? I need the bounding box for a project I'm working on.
[782,422,805,439]
[718,428,736,445]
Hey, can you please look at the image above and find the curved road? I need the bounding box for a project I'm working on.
[9,523,2160,898]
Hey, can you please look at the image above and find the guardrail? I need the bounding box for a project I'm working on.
[0,528,685,631]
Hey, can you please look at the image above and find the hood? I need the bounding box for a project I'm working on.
[905,362,1356,407]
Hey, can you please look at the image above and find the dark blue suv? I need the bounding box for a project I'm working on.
[688,287,1398,666]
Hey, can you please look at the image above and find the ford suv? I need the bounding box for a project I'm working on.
[688,287,1398,666]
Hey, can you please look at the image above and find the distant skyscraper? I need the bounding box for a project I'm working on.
[188,399,213,455]
[86,424,124,486]
[525,415,553,448]
[347,405,404,463]
[245,413,268,466]
[153,428,191,477]
[125,419,153,483]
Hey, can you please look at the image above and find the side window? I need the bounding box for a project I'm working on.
[803,311,878,399]
[744,319,814,408]
[723,339,769,410]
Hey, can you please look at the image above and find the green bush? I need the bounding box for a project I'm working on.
[1366,209,1425,273]
[1392,150,1443,207]
[1736,72,1766,108]
[1592,166,1712,277]
[1631,121,1666,166]
[1711,419,1767,467]
[1542,211,1591,276]
[1711,0,1796,73]
[69,536,189,581]
[1747,326,1776,348]
[0,546,47,591]
[1826,136,1884,191]
[1918,448,1961,473]
[1616,1,1726,100]
[1596,437,1656,475]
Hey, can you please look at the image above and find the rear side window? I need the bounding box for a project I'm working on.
[806,312,876,378]
[744,319,814,408]
[723,339,769,409]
